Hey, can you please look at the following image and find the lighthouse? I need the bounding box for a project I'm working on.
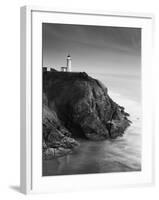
[61,54,72,72]
[66,54,72,72]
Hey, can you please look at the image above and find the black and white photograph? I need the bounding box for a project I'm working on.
[42,23,141,176]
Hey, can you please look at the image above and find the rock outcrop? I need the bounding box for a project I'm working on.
[43,70,131,159]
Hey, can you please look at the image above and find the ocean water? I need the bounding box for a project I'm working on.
[43,73,142,176]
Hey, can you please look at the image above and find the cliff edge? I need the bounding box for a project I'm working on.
[43,70,131,159]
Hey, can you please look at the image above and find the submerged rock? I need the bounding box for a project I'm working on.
[43,70,131,159]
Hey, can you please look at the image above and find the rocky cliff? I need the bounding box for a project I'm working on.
[43,70,131,159]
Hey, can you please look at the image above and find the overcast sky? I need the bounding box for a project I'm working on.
[42,23,141,77]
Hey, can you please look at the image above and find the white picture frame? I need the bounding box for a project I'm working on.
[20,5,155,194]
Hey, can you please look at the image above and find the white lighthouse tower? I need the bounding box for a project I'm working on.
[66,54,72,72]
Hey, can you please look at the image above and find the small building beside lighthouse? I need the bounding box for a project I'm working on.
[61,54,72,72]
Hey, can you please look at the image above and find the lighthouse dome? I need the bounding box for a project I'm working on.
[67,54,71,58]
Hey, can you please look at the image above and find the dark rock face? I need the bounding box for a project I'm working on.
[43,71,131,159]
[43,95,79,159]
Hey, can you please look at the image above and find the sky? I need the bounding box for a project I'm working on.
[42,23,141,77]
